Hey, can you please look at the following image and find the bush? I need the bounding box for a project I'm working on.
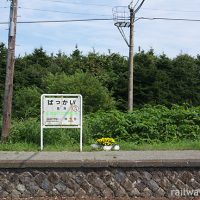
[9,118,85,145]
[12,72,116,119]
[13,86,43,119]
[85,110,130,141]
[43,72,116,113]
[9,118,40,144]
[85,105,200,144]
[5,105,200,146]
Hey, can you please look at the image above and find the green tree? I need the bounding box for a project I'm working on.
[15,64,48,89]
[25,47,51,67]
[4,46,200,119]
[170,54,200,105]
[13,86,43,119]
[80,52,129,110]
[14,48,52,89]
[43,72,116,113]
[154,54,173,105]
[134,50,158,106]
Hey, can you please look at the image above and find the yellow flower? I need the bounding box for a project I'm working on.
[96,137,116,146]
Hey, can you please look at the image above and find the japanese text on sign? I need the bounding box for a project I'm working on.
[42,97,81,126]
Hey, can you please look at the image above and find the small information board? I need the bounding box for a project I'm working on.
[41,94,83,151]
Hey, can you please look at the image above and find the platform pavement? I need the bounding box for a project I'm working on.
[0,150,200,168]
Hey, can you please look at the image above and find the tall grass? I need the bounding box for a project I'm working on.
[85,105,200,144]
[0,105,200,148]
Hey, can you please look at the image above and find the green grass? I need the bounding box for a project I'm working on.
[120,140,200,151]
[0,142,38,151]
[0,140,200,151]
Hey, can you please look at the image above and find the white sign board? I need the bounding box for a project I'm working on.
[43,97,81,127]
[41,94,83,151]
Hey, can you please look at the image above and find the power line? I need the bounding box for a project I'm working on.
[1,17,200,25]
[135,0,146,13]
[41,0,114,7]
[133,0,140,10]
[142,8,200,13]
[0,18,114,24]
[3,4,200,14]
[138,17,200,22]
[18,7,111,17]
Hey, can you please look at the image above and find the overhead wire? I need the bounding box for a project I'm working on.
[41,0,114,7]
[133,0,141,10]
[141,8,200,13]
[1,17,200,25]
[0,18,114,24]
[18,7,111,17]
[1,0,200,24]
[2,3,200,14]
[138,17,200,22]
[134,0,146,13]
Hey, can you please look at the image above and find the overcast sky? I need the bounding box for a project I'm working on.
[0,0,200,57]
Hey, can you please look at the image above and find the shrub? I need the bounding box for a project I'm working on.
[4,105,200,146]
[85,110,129,141]
[9,118,40,144]
[13,86,43,119]
[8,118,85,145]
[85,105,200,144]
[43,72,116,113]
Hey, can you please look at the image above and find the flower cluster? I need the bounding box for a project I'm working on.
[96,137,116,146]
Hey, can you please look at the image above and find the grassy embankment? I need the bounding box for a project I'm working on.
[0,105,200,151]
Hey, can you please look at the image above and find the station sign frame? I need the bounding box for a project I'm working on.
[41,94,83,151]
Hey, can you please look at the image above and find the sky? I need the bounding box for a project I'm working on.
[0,0,200,58]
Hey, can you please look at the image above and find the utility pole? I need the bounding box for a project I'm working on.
[128,6,134,111]
[1,0,18,142]
[113,0,145,111]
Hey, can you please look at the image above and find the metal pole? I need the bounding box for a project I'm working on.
[41,127,44,151]
[80,127,82,152]
[128,8,134,111]
[1,0,18,142]
[41,95,44,151]
[80,95,83,152]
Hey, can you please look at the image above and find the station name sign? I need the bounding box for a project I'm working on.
[42,96,81,127]
[40,94,83,151]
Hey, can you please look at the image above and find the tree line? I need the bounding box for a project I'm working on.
[0,42,200,118]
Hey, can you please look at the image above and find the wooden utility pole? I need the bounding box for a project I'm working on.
[128,7,134,111]
[113,1,145,111]
[1,0,18,142]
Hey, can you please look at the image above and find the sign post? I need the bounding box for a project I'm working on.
[41,94,83,151]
